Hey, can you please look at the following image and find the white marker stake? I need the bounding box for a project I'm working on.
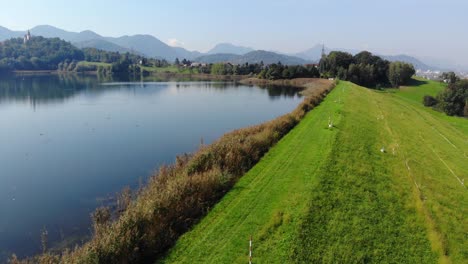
[249,235,252,264]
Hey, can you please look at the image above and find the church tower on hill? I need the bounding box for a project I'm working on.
[24,30,31,43]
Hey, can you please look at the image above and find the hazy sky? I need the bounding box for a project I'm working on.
[0,0,467,68]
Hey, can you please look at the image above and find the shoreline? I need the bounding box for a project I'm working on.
[11,70,249,81]
[240,77,324,86]
[10,71,329,88]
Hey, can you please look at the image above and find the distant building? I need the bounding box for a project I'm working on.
[190,62,207,67]
[305,63,319,68]
[23,30,31,43]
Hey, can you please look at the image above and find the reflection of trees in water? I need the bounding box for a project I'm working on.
[174,82,303,99]
[0,74,303,105]
[175,82,234,90]
[0,74,139,105]
[259,85,304,99]
[0,74,99,105]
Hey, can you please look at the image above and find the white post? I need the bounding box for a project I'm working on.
[249,235,252,264]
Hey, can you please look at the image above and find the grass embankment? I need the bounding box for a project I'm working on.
[14,79,333,264]
[163,80,467,263]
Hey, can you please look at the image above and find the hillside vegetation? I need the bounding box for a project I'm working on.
[0,37,84,71]
[163,79,467,263]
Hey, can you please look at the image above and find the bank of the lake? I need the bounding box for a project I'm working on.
[13,78,333,263]
[11,69,248,82]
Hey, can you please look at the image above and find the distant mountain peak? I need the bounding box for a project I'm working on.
[208,43,254,55]
[32,24,60,29]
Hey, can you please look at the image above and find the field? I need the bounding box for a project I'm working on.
[77,61,111,67]
[162,80,467,263]
[140,65,199,74]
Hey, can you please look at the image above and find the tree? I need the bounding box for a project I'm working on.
[388,61,415,87]
[318,50,389,87]
[111,56,131,74]
[354,51,376,65]
[210,63,226,75]
[464,99,468,117]
[174,58,180,66]
[440,72,459,84]
[437,80,468,116]
[326,51,353,76]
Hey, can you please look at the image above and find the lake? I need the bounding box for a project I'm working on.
[0,74,303,260]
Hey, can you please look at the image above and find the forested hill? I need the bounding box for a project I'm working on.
[0,37,84,72]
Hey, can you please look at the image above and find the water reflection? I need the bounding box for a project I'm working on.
[0,74,302,106]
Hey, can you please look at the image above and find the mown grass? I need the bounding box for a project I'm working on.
[293,84,437,263]
[394,77,446,103]
[387,80,468,263]
[163,80,467,263]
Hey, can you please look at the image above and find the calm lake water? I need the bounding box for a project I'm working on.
[0,74,303,260]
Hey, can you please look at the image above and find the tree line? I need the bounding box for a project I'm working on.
[258,63,320,80]
[319,51,415,88]
[176,60,320,80]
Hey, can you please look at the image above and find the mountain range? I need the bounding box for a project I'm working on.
[0,25,200,60]
[0,25,441,70]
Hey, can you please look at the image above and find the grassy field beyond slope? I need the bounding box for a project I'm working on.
[163,81,467,263]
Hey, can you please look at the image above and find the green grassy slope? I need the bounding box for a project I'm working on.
[387,80,468,263]
[394,78,468,133]
[395,78,446,103]
[162,80,467,263]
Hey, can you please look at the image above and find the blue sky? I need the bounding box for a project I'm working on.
[1,0,467,68]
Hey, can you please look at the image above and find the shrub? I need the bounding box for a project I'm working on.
[437,80,468,116]
[423,95,438,107]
